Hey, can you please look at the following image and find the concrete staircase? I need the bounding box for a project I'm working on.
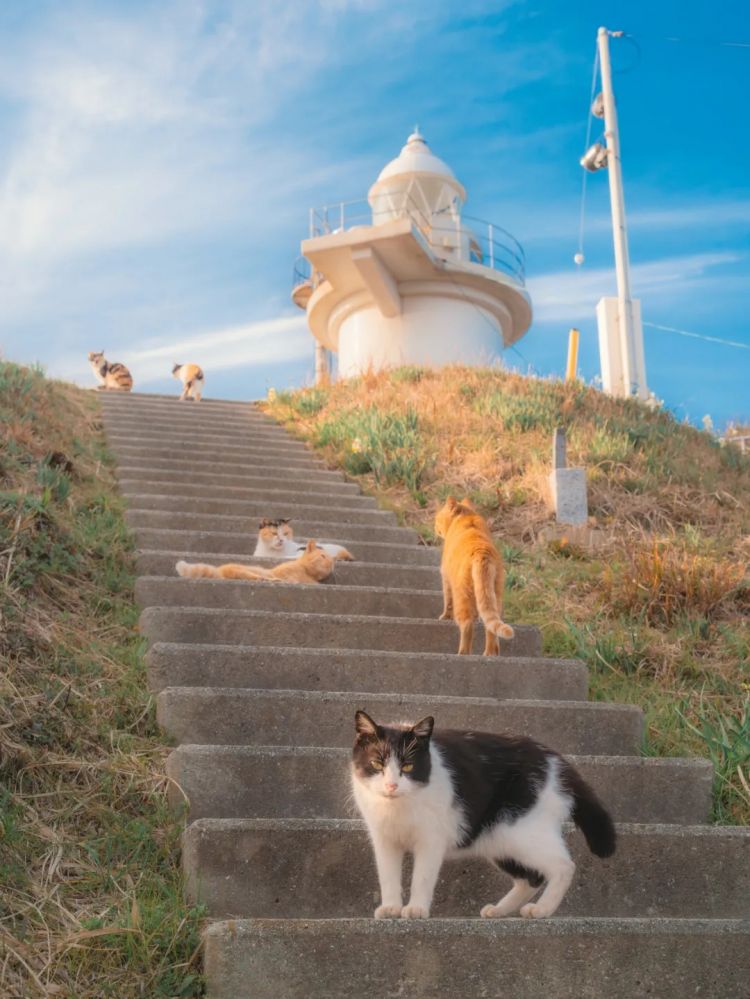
[100,392,750,999]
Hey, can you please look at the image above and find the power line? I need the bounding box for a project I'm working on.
[643,321,750,351]
[625,31,750,50]
[576,43,600,263]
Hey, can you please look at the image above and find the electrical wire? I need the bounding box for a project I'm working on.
[643,321,750,351]
[576,43,600,263]
[626,32,750,50]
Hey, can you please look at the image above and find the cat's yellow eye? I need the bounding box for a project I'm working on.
[371,760,384,770]
[401,763,414,773]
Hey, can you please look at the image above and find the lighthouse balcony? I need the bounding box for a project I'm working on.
[304,197,526,285]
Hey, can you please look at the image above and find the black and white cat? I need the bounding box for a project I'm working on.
[351,711,615,919]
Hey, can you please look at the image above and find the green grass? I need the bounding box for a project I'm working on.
[0,362,204,998]
[265,365,750,825]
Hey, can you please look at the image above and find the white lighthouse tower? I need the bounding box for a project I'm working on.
[292,130,532,381]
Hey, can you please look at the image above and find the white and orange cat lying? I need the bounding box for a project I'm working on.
[435,496,514,656]
[254,518,354,561]
[176,539,334,584]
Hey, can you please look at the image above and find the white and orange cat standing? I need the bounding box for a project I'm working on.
[88,352,133,391]
[172,363,204,401]
[254,518,354,562]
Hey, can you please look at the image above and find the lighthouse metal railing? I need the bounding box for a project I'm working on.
[305,197,526,285]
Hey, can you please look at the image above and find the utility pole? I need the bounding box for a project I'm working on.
[597,26,648,400]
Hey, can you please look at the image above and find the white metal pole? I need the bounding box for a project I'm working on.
[597,26,647,400]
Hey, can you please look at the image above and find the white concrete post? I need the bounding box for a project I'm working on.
[597,26,648,401]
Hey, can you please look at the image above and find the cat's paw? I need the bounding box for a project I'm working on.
[480,904,505,919]
[373,905,402,919]
[520,903,549,919]
[401,904,429,919]
[438,611,452,621]
[498,623,515,640]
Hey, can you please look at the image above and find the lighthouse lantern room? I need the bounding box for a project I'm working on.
[292,131,532,380]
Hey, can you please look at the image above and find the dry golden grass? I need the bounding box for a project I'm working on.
[267,365,750,823]
[0,363,203,998]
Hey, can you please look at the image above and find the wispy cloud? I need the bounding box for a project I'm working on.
[528,252,739,323]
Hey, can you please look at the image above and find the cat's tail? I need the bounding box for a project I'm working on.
[176,560,275,580]
[333,547,355,562]
[471,553,514,640]
[563,763,617,858]
[176,560,220,579]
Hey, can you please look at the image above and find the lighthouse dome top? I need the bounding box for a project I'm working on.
[369,129,467,203]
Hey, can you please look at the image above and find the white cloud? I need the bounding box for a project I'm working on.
[528,252,739,323]
[54,312,312,385]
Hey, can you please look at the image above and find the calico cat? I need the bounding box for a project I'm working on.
[352,711,615,920]
[172,363,204,401]
[176,539,334,584]
[88,351,133,391]
[434,495,513,655]
[253,518,354,561]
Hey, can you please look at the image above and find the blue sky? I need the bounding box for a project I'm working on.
[0,0,748,425]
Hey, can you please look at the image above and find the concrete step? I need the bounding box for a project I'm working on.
[117,466,361,494]
[109,442,326,470]
[141,606,535,655]
[137,578,446,619]
[119,480,378,509]
[167,745,713,825]
[107,433,314,459]
[123,494,397,526]
[202,917,750,999]
[125,509,416,544]
[183,818,750,919]
[100,392,258,411]
[103,414,284,436]
[156,688,641,756]
[146,644,584,700]
[136,552,441,589]
[100,418,302,441]
[114,452,343,478]
[131,529,440,564]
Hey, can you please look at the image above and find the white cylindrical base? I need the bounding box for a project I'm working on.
[337,295,506,377]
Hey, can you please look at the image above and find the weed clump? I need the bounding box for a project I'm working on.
[0,362,203,997]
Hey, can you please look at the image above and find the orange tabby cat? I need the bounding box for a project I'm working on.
[434,496,514,655]
[175,539,334,584]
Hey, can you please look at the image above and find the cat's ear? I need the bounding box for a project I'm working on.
[411,716,434,740]
[459,495,473,508]
[446,496,457,509]
[305,539,317,553]
[355,710,380,739]
[259,518,271,528]
[280,518,291,524]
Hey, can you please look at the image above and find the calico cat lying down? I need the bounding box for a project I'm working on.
[254,518,354,561]
[176,539,334,584]
[352,711,615,920]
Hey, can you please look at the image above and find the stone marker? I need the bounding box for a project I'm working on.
[549,428,588,526]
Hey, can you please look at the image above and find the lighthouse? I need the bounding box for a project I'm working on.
[292,130,532,381]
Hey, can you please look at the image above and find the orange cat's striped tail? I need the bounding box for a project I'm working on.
[176,560,221,578]
[471,554,514,640]
[175,560,273,580]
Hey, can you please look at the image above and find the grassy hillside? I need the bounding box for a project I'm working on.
[266,366,750,824]
[0,363,203,998]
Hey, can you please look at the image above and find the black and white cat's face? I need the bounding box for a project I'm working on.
[352,711,434,800]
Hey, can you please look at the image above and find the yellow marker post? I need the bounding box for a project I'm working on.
[566,328,580,382]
